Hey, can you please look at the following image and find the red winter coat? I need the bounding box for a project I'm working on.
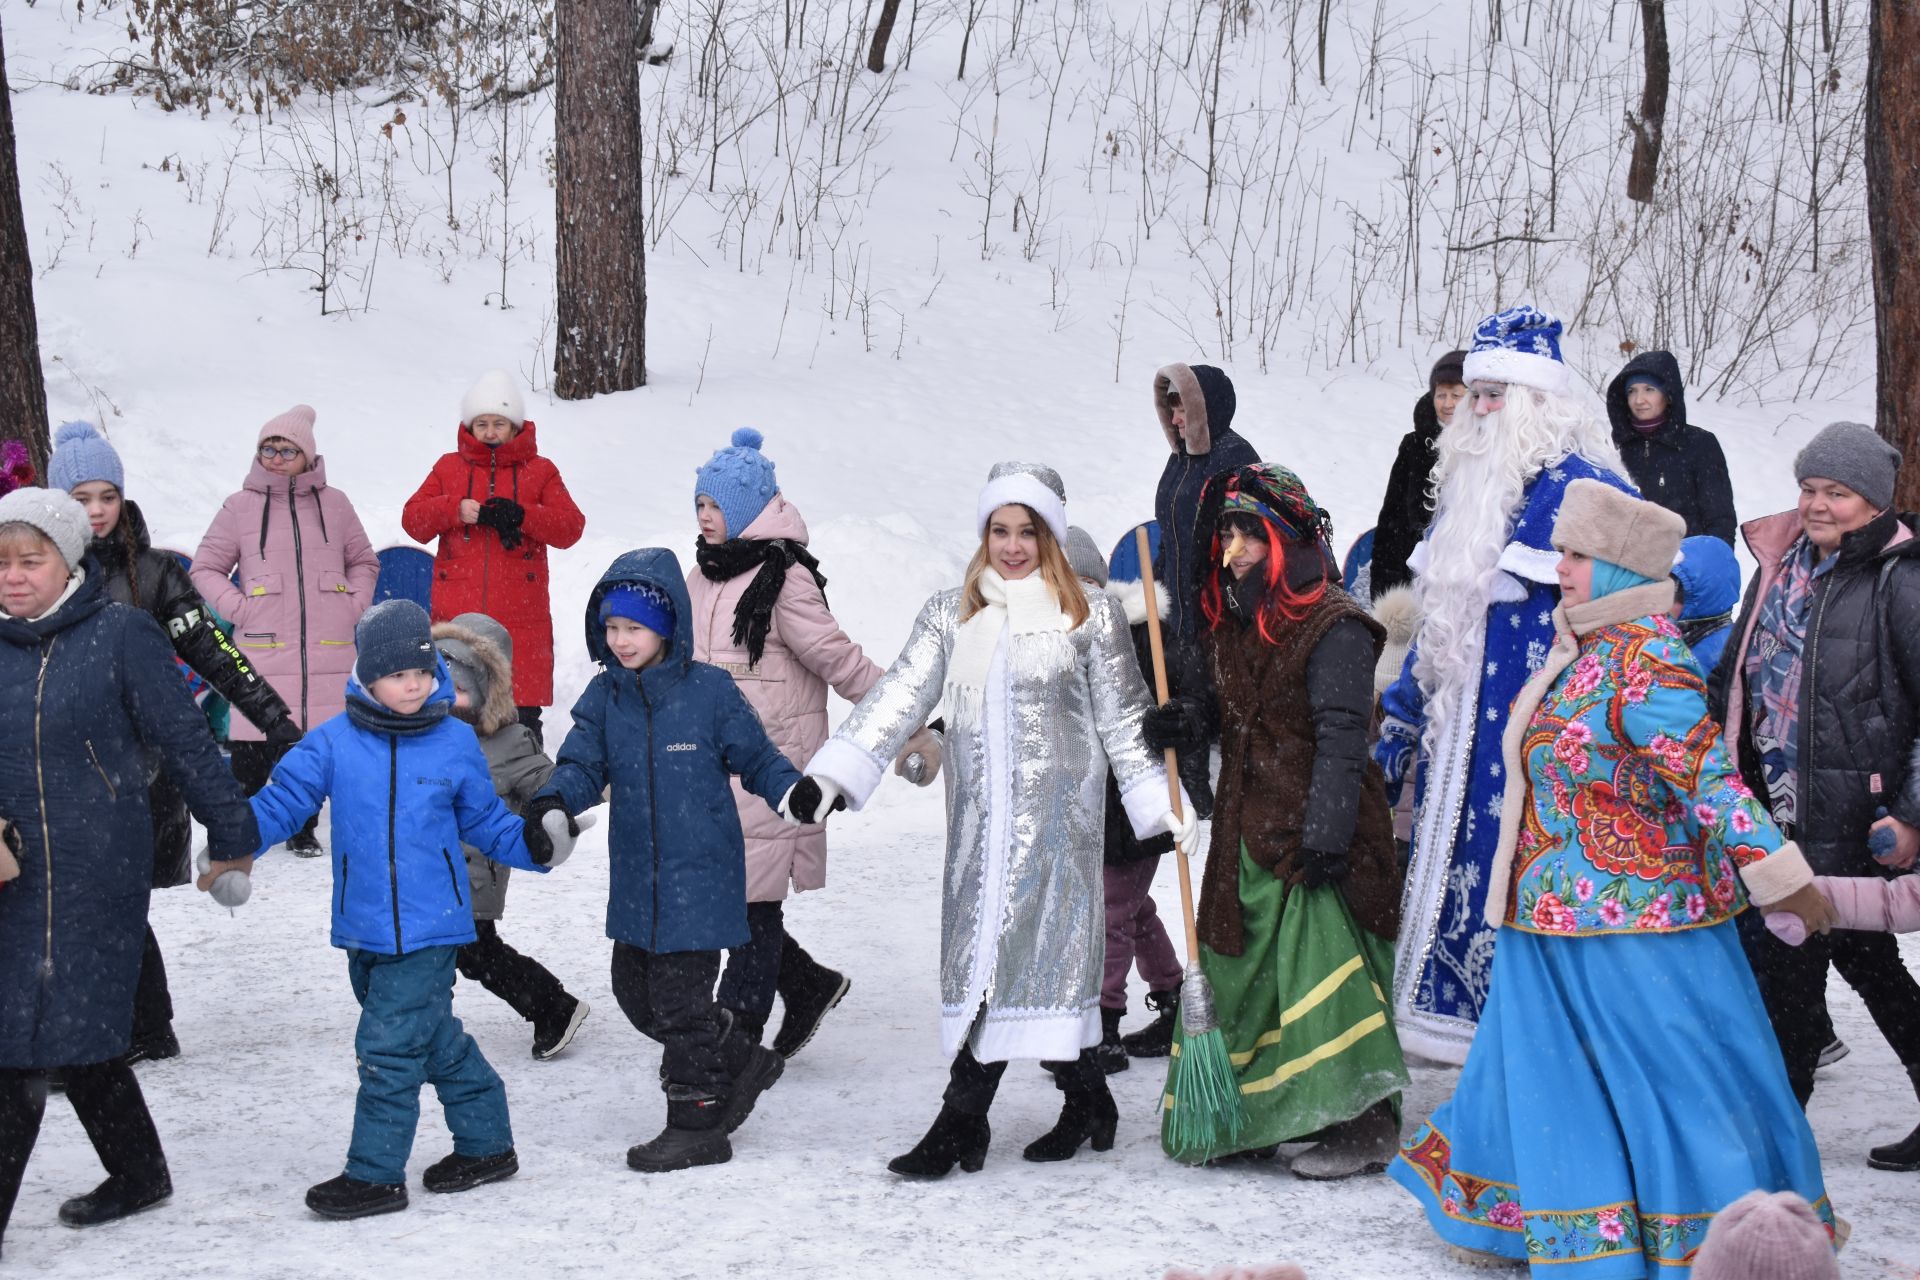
[401,423,585,706]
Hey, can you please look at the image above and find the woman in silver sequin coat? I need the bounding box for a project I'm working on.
[802,462,1196,1178]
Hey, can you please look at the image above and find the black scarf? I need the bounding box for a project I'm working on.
[1681,610,1732,647]
[694,537,828,668]
[1222,572,1267,626]
[346,694,452,738]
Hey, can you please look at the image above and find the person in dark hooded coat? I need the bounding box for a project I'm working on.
[0,488,259,1249]
[1152,363,1261,642]
[1370,351,1467,600]
[1605,350,1737,544]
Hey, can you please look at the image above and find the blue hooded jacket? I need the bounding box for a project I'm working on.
[538,548,803,953]
[250,655,545,955]
[1671,534,1741,681]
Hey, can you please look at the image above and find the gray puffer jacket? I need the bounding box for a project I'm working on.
[435,618,553,920]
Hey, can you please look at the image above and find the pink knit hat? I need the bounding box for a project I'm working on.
[257,404,318,461]
[1692,1191,1838,1280]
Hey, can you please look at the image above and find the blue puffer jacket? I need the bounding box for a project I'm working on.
[250,656,545,955]
[539,549,802,953]
[0,565,258,1068]
[1672,534,1741,681]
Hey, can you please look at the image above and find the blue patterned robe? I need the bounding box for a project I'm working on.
[1381,455,1634,1063]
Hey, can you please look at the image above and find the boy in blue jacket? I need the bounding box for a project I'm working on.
[526,549,806,1173]
[203,599,580,1219]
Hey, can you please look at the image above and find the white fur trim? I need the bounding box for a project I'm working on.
[1462,347,1571,396]
[1739,841,1813,906]
[1102,578,1168,627]
[977,474,1068,543]
[1497,541,1563,585]
[945,1002,1100,1063]
[461,369,526,427]
[804,738,887,811]
[1407,539,1431,579]
[1119,771,1179,840]
[1487,570,1529,605]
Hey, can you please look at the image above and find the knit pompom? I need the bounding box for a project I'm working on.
[731,427,764,451]
[54,420,104,446]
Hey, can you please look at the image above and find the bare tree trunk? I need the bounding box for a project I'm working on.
[555,0,647,399]
[0,22,48,480]
[1870,0,1920,506]
[867,0,904,72]
[1625,0,1669,204]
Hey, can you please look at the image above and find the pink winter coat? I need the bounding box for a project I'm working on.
[687,496,882,900]
[191,457,380,741]
[1816,873,1920,933]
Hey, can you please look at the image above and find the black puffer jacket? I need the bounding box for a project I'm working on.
[1605,351,1737,544]
[1369,391,1442,599]
[90,500,291,885]
[1709,508,1920,876]
[1153,364,1260,641]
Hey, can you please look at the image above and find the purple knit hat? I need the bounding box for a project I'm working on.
[1691,1191,1838,1280]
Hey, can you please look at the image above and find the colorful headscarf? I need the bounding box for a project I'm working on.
[1212,463,1333,547]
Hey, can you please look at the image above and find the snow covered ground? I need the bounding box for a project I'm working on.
[0,0,1910,1273]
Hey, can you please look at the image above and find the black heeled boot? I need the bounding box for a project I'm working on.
[1093,1007,1128,1075]
[888,1104,992,1178]
[1022,1077,1118,1162]
[1869,1066,1920,1171]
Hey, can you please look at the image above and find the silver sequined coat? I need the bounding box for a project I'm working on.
[808,583,1173,1062]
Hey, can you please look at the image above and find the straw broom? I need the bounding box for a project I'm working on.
[1134,525,1244,1156]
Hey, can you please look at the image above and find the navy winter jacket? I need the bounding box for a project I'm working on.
[0,565,257,1068]
[539,549,803,954]
[250,657,545,955]
[1154,365,1260,640]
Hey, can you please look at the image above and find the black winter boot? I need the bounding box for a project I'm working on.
[304,1174,406,1220]
[531,996,590,1061]
[421,1148,519,1193]
[772,938,851,1060]
[721,1043,785,1134]
[888,1104,992,1178]
[1120,987,1179,1058]
[627,1090,732,1173]
[1094,1007,1128,1075]
[1022,1078,1119,1162]
[1868,1066,1920,1171]
[123,1028,180,1066]
[57,1173,172,1227]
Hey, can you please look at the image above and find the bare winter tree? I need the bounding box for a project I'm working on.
[555,0,647,399]
[868,0,905,72]
[1869,0,1920,503]
[1626,0,1669,204]
[0,22,48,478]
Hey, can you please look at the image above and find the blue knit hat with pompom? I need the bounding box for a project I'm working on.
[694,428,779,541]
[47,421,124,495]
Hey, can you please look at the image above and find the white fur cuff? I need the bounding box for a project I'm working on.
[1740,840,1813,906]
[1119,771,1178,839]
[1497,541,1563,585]
[804,738,887,811]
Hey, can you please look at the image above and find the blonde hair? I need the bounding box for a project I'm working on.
[0,522,59,559]
[961,505,1091,629]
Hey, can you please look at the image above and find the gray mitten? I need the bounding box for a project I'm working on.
[541,810,595,868]
[194,849,252,909]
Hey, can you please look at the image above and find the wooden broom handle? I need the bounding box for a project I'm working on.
[1135,525,1202,961]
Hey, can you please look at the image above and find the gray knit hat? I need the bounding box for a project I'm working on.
[0,486,90,569]
[354,599,437,685]
[1064,526,1108,587]
[1794,421,1901,511]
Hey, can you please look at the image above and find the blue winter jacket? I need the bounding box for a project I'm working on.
[1672,534,1741,682]
[538,549,803,954]
[250,656,545,955]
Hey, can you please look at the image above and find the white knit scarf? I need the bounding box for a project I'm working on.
[946,569,1071,730]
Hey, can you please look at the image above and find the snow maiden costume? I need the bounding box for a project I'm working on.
[1375,307,1634,1063]
[1390,481,1836,1276]
[805,462,1189,1177]
[1149,465,1409,1177]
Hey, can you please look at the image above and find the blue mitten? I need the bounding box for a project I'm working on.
[1374,716,1418,805]
[1870,806,1899,863]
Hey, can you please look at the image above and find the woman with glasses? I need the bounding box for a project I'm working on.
[191,405,379,856]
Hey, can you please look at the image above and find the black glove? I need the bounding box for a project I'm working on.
[1186,773,1216,822]
[784,776,847,826]
[522,795,573,867]
[1289,847,1350,889]
[478,497,526,550]
[1142,697,1208,754]
[1,820,18,858]
[264,717,305,750]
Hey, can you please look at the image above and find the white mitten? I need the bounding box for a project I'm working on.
[1165,807,1200,857]
[542,810,596,869]
[194,849,252,909]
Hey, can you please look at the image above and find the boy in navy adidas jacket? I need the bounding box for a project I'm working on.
[206,600,579,1220]
[527,548,805,1173]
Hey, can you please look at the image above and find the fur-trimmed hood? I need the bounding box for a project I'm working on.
[1104,577,1170,627]
[1370,584,1419,697]
[1154,363,1240,455]
[432,620,518,736]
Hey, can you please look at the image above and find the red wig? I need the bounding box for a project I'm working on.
[1199,515,1328,645]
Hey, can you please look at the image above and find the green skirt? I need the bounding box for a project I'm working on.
[1163,842,1410,1163]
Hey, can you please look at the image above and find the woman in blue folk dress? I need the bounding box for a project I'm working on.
[1389,480,1839,1276]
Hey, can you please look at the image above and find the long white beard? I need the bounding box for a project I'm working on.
[1410,388,1621,754]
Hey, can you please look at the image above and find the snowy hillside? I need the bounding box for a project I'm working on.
[0,0,1906,1274]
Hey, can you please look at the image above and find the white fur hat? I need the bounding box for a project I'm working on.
[977,461,1068,544]
[461,370,526,428]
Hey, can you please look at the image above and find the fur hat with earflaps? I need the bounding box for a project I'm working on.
[433,618,518,736]
[1550,479,1685,581]
[1371,584,1419,697]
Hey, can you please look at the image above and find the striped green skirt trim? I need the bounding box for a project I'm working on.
[1163,842,1409,1164]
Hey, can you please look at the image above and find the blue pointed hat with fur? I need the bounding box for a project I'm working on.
[1462,305,1571,395]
